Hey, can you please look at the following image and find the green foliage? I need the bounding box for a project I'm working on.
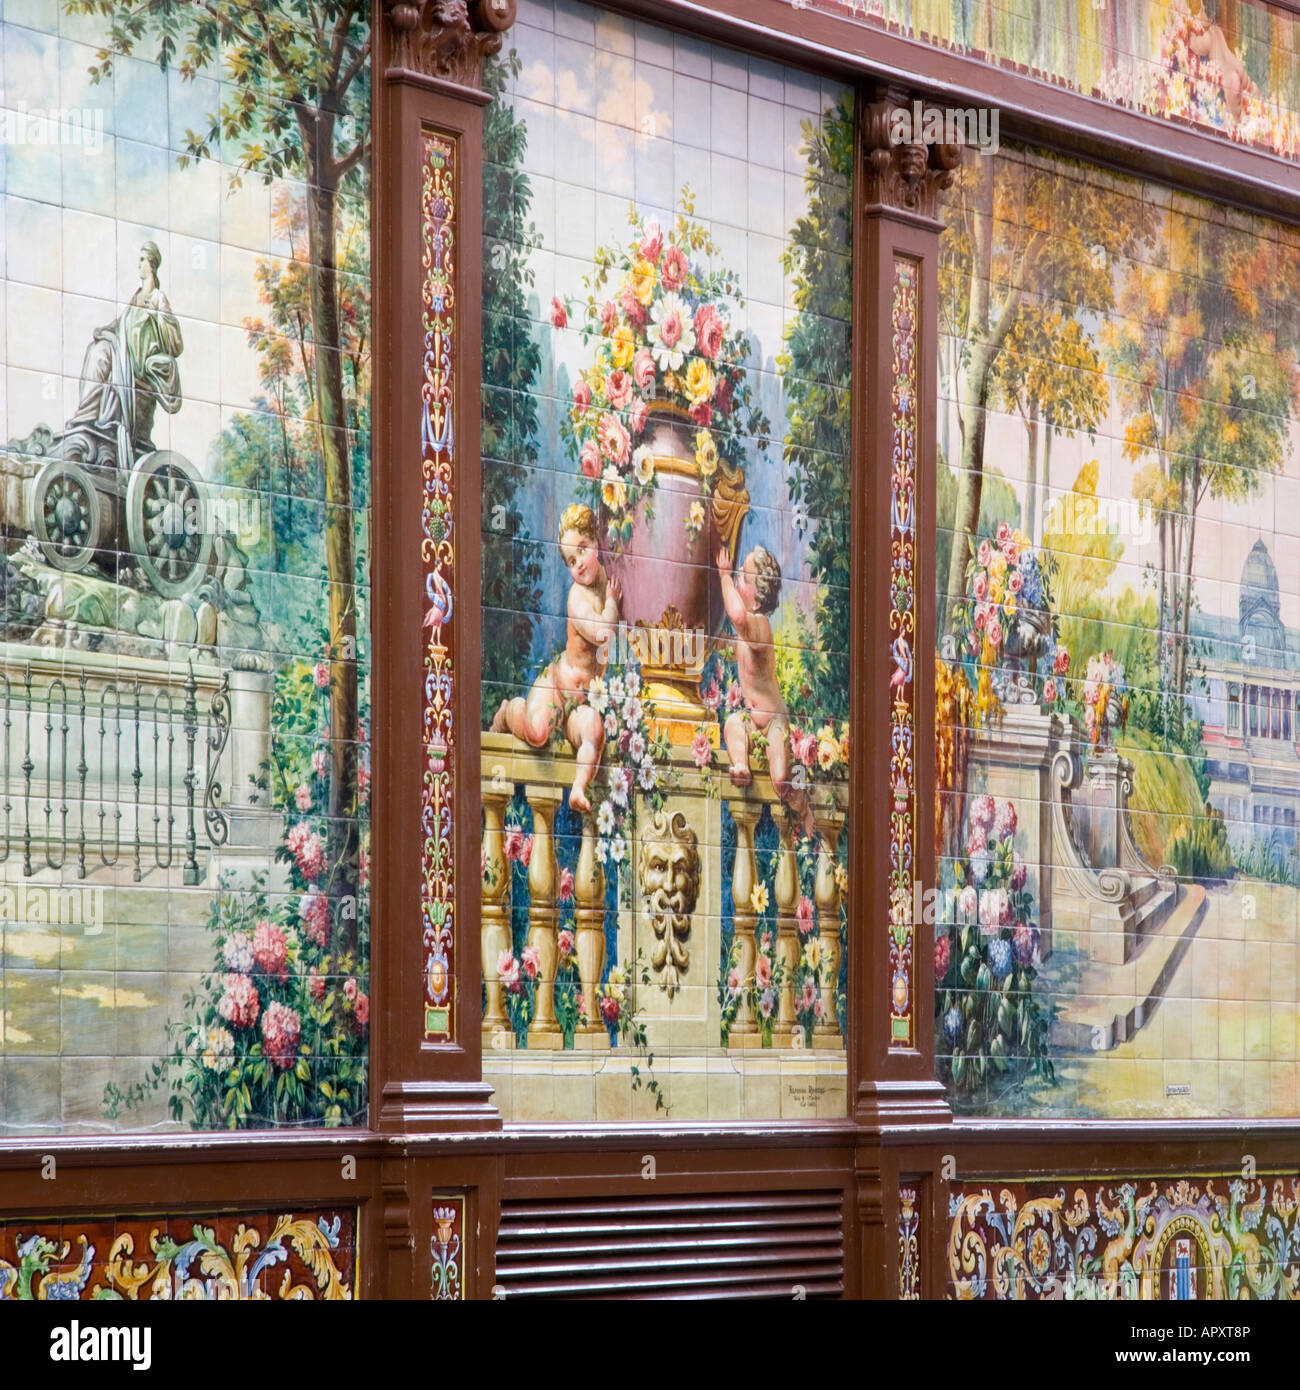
[1167,810,1234,880]
[779,92,854,713]
[481,52,544,722]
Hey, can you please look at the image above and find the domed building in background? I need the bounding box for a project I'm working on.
[1194,539,1300,854]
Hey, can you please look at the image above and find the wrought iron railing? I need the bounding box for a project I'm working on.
[0,664,230,883]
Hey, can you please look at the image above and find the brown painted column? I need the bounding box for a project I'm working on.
[371,0,515,1139]
[850,85,960,1296]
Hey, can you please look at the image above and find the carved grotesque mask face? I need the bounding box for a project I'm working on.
[644,839,694,917]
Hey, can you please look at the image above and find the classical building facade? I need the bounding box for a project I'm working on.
[2,0,1299,1303]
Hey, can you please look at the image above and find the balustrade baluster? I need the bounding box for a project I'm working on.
[525,784,564,1047]
[480,783,511,1040]
[22,666,33,877]
[813,810,844,1045]
[574,811,608,1046]
[132,683,143,882]
[774,817,800,1032]
[727,798,760,1045]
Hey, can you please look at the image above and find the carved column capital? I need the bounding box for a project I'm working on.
[384,0,516,89]
[861,87,964,224]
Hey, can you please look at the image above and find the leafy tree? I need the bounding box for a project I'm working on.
[1106,206,1300,703]
[938,148,1157,612]
[779,92,854,717]
[480,52,543,723]
[67,0,371,933]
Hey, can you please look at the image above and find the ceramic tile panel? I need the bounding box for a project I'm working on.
[477,2,854,1122]
[0,3,371,1133]
[948,1176,1300,1300]
[0,1206,357,1299]
[811,0,1300,162]
[935,142,1300,1120]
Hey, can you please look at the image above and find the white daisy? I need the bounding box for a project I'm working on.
[588,676,608,714]
[596,802,615,835]
[647,292,696,371]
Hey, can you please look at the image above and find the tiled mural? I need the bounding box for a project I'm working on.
[948,1177,1300,1299]
[935,141,1300,1118]
[813,0,1300,160]
[0,1206,356,1299]
[0,1,371,1132]
[478,0,853,1121]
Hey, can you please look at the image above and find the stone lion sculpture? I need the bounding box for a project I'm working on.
[637,809,700,997]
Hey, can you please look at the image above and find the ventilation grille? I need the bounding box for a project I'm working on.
[495,1189,845,1299]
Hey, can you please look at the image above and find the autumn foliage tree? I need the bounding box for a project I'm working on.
[68,0,370,933]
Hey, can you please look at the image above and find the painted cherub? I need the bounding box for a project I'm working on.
[716,544,814,838]
[1177,0,1258,119]
[491,504,620,813]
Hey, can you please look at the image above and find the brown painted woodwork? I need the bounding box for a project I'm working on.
[4,0,1299,1305]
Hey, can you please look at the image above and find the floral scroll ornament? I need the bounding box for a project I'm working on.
[431,1199,464,1300]
[899,1186,920,1299]
[888,256,918,1048]
[422,132,457,1043]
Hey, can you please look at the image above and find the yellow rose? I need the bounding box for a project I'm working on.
[803,939,823,973]
[602,470,627,511]
[688,501,705,528]
[611,325,636,369]
[817,737,838,771]
[834,863,849,893]
[630,258,657,305]
[989,552,1007,580]
[684,358,714,406]
[694,429,718,477]
[750,883,769,914]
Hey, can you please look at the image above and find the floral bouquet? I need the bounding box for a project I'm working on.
[551,189,767,550]
[949,521,1069,724]
[1083,650,1129,748]
[935,794,1053,1098]
[586,661,674,871]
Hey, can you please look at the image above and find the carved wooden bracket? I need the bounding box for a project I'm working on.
[861,86,964,224]
[384,0,516,88]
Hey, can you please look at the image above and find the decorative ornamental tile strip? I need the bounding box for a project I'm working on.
[431,1193,466,1299]
[422,130,458,1044]
[899,1184,921,1299]
[888,254,919,1049]
[0,1209,356,1300]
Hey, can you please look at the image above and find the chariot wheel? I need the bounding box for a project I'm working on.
[32,459,104,572]
[126,451,213,599]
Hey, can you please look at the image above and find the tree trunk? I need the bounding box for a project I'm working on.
[300,112,360,957]
[945,341,995,608]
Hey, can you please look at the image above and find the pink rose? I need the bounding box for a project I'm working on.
[549,296,568,329]
[600,299,618,335]
[702,677,722,711]
[598,413,630,465]
[313,662,331,690]
[661,244,688,290]
[573,379,592,411]
[355,992,369,1027]
[755,954,773,990]
[286,822,325,881]
[300,890,330,948]
[972,573,988,601]
[558,929,575,957]
[1008,571,1023,595]
[974,607,987,631]
[309,969,326,1002]
[639,219,663,261]
[726,968,742,996]
[996,522,1011,547]
[311,749,327,777]
[1054,648,1070,676]
[218,973,261,1029]
[497,949,521,990]
[519,833,534,869]
[1043,678,1058,703]
[726,683,743,711]
[521,944,541,980]
[1003,541,1019,566]
[691,730,712,769]
[632,348,657,394]
[580,440,601,478]
[559,867,575,901]
[986,617,1003,649]
[657,305,685,349]
[694,303,725,360]
[796,896,814,935]
[977,538,992,568]
[344,977,358,1001]
[994,800,1018,839]
[627,396,648,436]
[621,289,647,329]
[504,825,523,862]
[689,400,712,426]
[261,1001,301,1069]
[606,369,633,409]
[294,784,312,812]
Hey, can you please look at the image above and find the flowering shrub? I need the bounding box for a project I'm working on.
[935,795,1054,1099]
[555,191,768,550]
[105,655,370,1129]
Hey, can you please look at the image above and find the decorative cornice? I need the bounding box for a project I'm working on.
[384,0,516,89]
[861,85,964,224]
